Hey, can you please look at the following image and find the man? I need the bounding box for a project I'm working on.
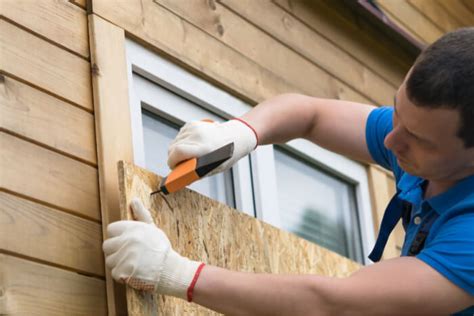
[103,28,474,314]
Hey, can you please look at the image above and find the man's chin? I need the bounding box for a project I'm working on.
[397,158,419,175]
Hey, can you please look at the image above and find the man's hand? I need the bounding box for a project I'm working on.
[168,119,257,175]
[103,198,204,300]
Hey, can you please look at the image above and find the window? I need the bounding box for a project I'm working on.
[126,40,375,264]
[274,146,363,261]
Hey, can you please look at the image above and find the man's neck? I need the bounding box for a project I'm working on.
[424,180,454,199]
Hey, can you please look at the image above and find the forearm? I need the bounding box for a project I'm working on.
[193,265,337,316]
[241,93,322,145]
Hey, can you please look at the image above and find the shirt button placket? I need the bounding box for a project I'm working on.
[413,216,422,225]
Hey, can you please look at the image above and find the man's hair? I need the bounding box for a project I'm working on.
[406,27,474,148]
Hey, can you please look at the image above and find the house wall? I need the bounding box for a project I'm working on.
[377,0,474,44]
[0,1,106,314]
[1,0,472,314]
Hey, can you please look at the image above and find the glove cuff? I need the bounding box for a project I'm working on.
[157,250,203,300]
[232,118,259,148]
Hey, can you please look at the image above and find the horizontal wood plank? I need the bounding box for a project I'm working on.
[0,75,97,165]
[461,0,474,15]
[0,191,104,276]
[408,0,463,32]
[155,0,385,104]
[0,254,106,315]
[0,132,100,220]
[0,19,92,111]
[0,0,89,58]
[377,0,444,43]
[435,0,474,27]
[272,0,409,87]
[218,0,397,103]
[93,0,363,104]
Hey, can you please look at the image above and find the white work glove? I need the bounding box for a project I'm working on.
[103,198,204,300]
[168,119,258,175]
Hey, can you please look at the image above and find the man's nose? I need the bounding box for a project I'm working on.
[384,127,407,154]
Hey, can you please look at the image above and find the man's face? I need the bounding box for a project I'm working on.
[384,83,474,182]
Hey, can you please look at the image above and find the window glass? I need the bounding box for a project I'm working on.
[142,109,235,207]
[274,146,363,261]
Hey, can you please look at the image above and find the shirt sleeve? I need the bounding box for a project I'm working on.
[417,212,474,295]
[365,106,403,180]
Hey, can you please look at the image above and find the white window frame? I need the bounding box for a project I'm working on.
[125,39,375,264]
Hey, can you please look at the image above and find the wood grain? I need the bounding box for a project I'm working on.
[435,0,474,27]
[118,161,360,315]
[408,0,463,32]
[0,75,97,165]
[88,14,132,315]
[0,19,92,111]
[0,132,100,220]
[219,0,398,102]
[0,0,89,58]
[272,0,411,86]
[377,0,444,43]
[0,254,106,315]
[0,191,104,276]
[93,0,362,104]
[155,0,390,105]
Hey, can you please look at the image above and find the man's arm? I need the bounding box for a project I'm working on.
[193,257,474,316]
[241,93,376,163]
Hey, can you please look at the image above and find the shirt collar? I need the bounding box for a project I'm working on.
[426,173,474,214]
[397,173,425,206]
[397,172,474,215]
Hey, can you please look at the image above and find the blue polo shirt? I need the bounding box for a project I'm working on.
[366,106,474,315]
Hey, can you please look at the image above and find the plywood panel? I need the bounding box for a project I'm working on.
[0,254,106,315]
[0,191,104,276]
[408,0,463,32]
[0,75,97,165]
[0,132,100,220]
[93,0,359,104]
[273,0,410,86]
[88,14,132,315]
[0,19,92,111]
[156,0,388,105]
[220,0,398,103]
[377,0,444,43]
[118,161,360,315]
[0,0,89,58]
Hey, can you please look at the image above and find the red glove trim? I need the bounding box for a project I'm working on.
[187,263,206,302]
[232,118,259,149]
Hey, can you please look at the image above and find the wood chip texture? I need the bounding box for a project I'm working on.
[118,161,360,315]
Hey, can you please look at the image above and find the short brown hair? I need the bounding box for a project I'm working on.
[406,27,474,147]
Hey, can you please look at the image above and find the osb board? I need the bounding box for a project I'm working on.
[118,161,360,315]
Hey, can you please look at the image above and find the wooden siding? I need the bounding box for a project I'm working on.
[377,0,474,44]
[0,191,104,276]
[0,254,106,315]
[0,1,105,314]
[93,0,410,106]
[0,0,89,58]
[0,19,92,111]
[0,76,97,165]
